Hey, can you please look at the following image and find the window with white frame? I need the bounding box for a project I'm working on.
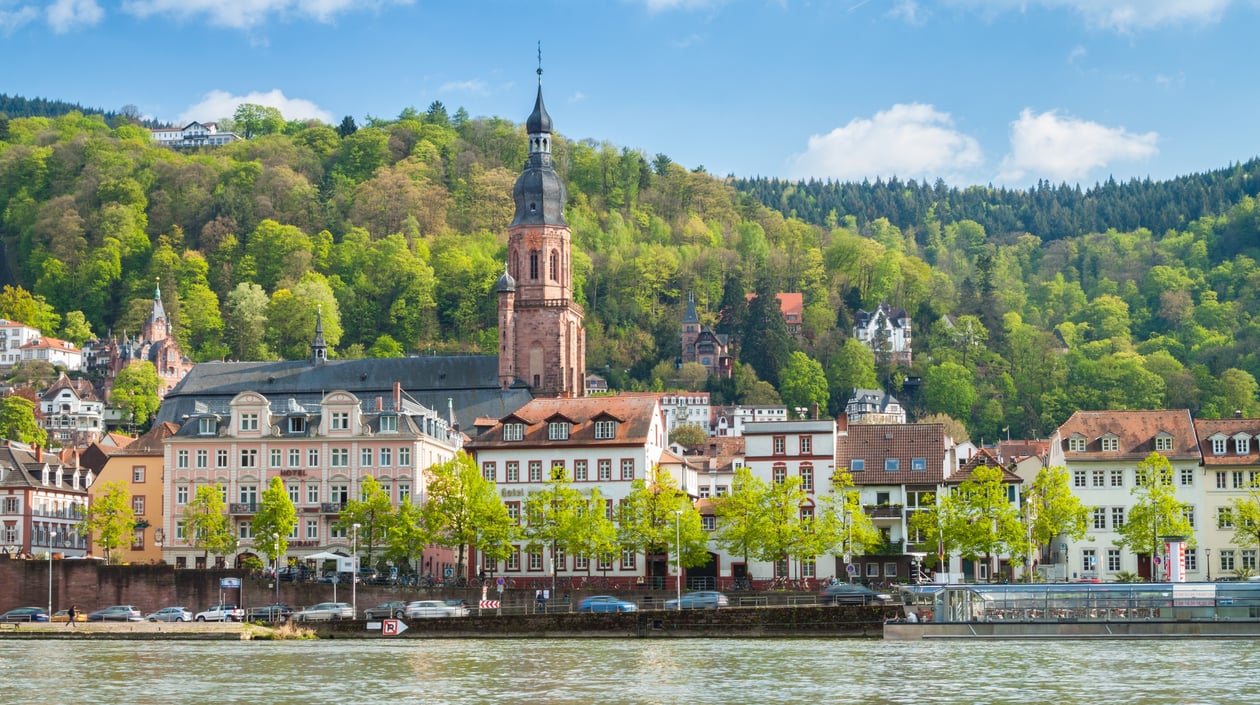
[379,448,392,466]
[1101,436,1119,452]
[483,553,497,571]
[1180,468,1194,486]
[575,460,588,481]
[548,422,570,441]
[594,420,616,439]
[773,436,786,455]
[506,503,520,524]
[702,516,716,531]
[240,449,257,468]
[621,459,634,480]
[1068,436,1086,452]
[176,450,189,469]
[598,460,611,481]
[1092,470,1105,487]
[1111,506,1125,528]
[866,563,880,578]
[306,449,319,468]
[361,448,373,467]
[1183,505,1196,528]
[240,413,259,432]
[132,496,145,515]
[506,548,520,571]
[1155,435,1173,451]
[1110,469,1124,487]
[912,457,927,471]
[238,521,253,539]
[886,458,900,472]
[1235,471,1246,489]
[529,461,542,482]
[289,417,306,434]
[379,415,397,433]
[398,447,411,466]
[1218,507,1234,529]
[329,484,348,504]
[482,462,496,482]
[1212,437,1227,455]
[1221,550,1235,573]
[1236,436,1250,455]
[287,484,299,503]
[1082,549,1097,573]
[575,555,589,571]
[288,448,300,467]
[506,461,519,483]
[132,466,145,483]
[620,548,636,570]
[528,551,543,571]
[307,485,319,504]
[239,485,258,506]
[176,486,189,505]
[306,520,318,540]
[773,465,786,484]
[851,459,865,472]
[1073,470,1086,487]
[1107,548,1121,572]
[331,412,350,431]
[1217,472,1228,489]
[800,465,814,492]
[1185,548,1198,571]
[198,417,215,435]
[503,423,525,441]
[1093,508,1107,530]
[270,449,281,467]
[1243,550,1257,571]
[330,448,349,467]
[175,520,186,541]
[398,483,410,503]
[800,435,812,455]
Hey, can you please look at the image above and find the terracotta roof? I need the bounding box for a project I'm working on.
[19,336,79,352]
[998,439,1049,463]
[112,422,180,455]
[1057,409,1199,461]
[1193,417,1260,466]
[466,395,661,449]
[948,447,1023,485]
[837,423,947,485]
[744,292,804,321]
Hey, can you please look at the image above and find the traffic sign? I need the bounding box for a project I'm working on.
[220,577,241,588]
[382,619,408,636]
[479,600,500,609]
[444,567,453,578]
[845,565,857,576]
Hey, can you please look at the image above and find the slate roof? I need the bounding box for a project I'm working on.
[1056,409,1199,461]
[1193,417,1260,466]
[837,423,947,485]
[154,356,533,433]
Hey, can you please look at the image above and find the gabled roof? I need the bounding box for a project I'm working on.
[41,372,99,401]
[837,423,947,485]
[1194,417,1260,466]
[948,447,1023,486]
[467,395,661,449]
[1057,409,1199,460]
[112,422,180,456]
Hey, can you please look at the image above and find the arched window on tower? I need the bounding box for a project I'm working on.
[530,250,539,280]
[550,249,559,281]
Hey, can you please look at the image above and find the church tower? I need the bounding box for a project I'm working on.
[498,67,585,397]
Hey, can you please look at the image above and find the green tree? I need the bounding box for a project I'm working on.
[1227,481,1260,552]
[569,487,620,576]
[739,284,794,386]
[779,351,829,417]
[110,361,162,429]
[0,284,60,331]
[924,361,977,424]
[759,474,808,578]
[232,103,285,139]
[385,500,430,577]
[1115,452,1194,576]
[1025,465,1092,580]
[713,467,769,579]
[181,483,237,564]
[619,467,708,571]
[668,424,707,448]
[250,477,298,567]
[815,469,882,568]
[334,475,396,570]
[826,338,877,415]
[223,282,271,360]
[941,466,1023,581]
[522,465,587,585]
[81,480,134,563]
[423,451,516,581]
[59,310,93,346]
[0,395,47,446]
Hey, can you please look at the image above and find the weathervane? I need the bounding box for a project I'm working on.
[537,41,543,83]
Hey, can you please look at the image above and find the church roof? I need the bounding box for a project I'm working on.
[526,82,553,134]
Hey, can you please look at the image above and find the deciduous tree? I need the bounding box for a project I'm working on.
[81,480,134,563]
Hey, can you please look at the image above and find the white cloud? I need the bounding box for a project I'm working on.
[46,0,102,33]
[997,108,1158,184]
[0,5,40,34]
[121,0,411,30]
[177,89,333,125]
[941,0,1234,31]
[568,91,586,104]
[789,103,983,182]
[438,80,489,96]
[642,0,724,12]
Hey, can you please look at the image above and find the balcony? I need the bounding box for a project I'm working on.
[863,504,904,520]
[320,502,347,514]
[229,503,258,514]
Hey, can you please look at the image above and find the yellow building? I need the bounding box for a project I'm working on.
[90,422,178,563]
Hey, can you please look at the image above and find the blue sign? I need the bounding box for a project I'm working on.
[220,577,241,589]
[845,565,857,576]
[444,567,453,578]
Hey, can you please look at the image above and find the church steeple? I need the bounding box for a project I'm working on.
[310,305,327,364]
[143,277,168,342]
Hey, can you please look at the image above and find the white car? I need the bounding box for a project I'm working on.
[293,602,354,622]
[404,600,466,619]
[194,604,244,622]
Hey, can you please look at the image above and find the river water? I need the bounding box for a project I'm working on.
[5,637,1254,704]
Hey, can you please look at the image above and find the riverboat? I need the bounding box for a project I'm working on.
[884,581,1260,640]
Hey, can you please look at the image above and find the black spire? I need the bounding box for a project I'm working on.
[311,305,327,364]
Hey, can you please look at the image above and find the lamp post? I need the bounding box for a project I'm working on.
[351,523,361,618]
[843,511,853,584]
[1206,547,1212,582]
[673,509,683,610]
[47,529,57,617]
[273,533,281,605]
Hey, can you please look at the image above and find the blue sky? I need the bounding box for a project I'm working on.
[2,0,1257,189]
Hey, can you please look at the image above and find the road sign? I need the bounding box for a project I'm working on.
[496,577,505,593]
[444,567,453,578]
[479,600,500,609]
[845,565,857,576]
[382,619,408,636]
[220,577,241,589]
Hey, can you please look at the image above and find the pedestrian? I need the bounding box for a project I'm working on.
[67,604,78,628]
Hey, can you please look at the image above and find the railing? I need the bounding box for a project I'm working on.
[229,503,258,514]
[320,502,347,513]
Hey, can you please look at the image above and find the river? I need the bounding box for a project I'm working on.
[5,638,1255,704]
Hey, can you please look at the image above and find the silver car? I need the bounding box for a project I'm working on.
[293,602,354,621]
[146,606,193,622]
[404,600,465,618]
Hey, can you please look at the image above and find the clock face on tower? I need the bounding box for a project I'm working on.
[524,231,542,250]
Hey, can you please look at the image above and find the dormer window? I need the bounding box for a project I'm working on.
[380,415,397,433]
[331,412,350,431]
[548,422,570,441]
[239,413,258,432]
[198,418,215,435]
[1212,437,1227,456]
[504,423,525,441]
[1101,436,1119,452]
[1235,436,1250,455]
[595,420,617,440]
[1068,435,1086,452]
[289,417,306,435]
[1154,434,1173,452]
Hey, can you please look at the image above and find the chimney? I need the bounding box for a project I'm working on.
[393,381,402,411]
[35,445,41,462]
[376,396,383,412]
[811,402,819,420]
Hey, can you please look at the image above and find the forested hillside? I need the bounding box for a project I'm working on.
[1,101,1259,443]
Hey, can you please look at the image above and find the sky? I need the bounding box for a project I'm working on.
[2,0,1257,189]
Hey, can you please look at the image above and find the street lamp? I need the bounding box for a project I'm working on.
[673,509,683,610]
[47,529,57,617]
[351,523,361,618]
[1206,547,1212,582]
[843,511,853,584]
[273,534,281,605]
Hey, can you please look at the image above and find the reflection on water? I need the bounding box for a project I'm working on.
[4,637,1257,705]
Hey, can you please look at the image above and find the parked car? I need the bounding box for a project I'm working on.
[246,604,294,622]
[88,605,143,622]
[1,606,50,622]
[51,609,86,623]
[577,595,638,613]
[146,606,193,622]
[819,584,891,605]
[292,602,354,622]
[363,601,408,620]
[277,566,312,582]
[664,591,729,610]
[194,604,244,622]
[443,599,470,616]
[404,600,465,619]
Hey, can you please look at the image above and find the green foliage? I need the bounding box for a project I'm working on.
[1115,453,1195,560]
[251,477,298,562]
[0,395,46,446]
[182,484,237,561]
[668,424,707,448]
[81,480,134,563]
[422,451,517,580]
[109,361,161,428]
[334,475,396,568]
[779,351,829,416]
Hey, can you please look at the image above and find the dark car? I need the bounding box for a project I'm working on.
[819,584,891,605]
[246,603,294,622]
[1,606,50,622]
[577,595,638,613]
[363,601,408,620]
